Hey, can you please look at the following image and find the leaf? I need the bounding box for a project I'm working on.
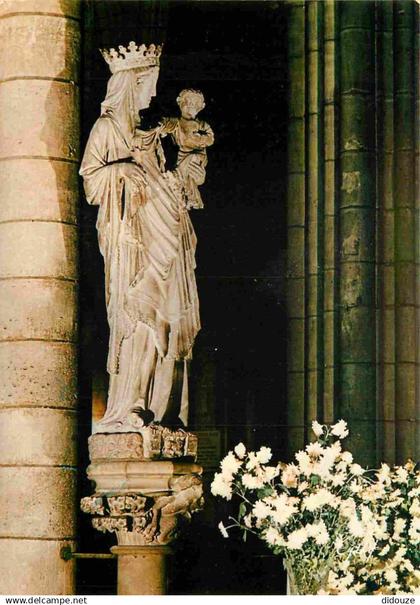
[257,486,274,499]
[238,502,247,520]
[311,475,320,486]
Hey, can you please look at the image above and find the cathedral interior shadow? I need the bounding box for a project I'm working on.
[77,0,288,594]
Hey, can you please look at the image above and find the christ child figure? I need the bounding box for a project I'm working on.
[161,89,214,209]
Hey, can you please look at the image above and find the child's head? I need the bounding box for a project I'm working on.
[176,89,205,119]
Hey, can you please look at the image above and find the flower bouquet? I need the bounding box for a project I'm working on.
[211,420,377,595]
[329,460,420,594]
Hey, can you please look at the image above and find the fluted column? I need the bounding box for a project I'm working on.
[393,0,417,463]
[338,1,377,463]
[286,0,419,465]
[0,0,80,594]
[286,0,306,453]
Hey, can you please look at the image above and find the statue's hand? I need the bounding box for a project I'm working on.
[159,117,178,134]
[131,147,146,166]
[119,161,137,178]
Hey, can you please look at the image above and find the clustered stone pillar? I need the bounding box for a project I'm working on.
[286,0,419,465]
[0,0,80,594]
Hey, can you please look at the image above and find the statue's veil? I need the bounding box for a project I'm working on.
[100,69,138,145]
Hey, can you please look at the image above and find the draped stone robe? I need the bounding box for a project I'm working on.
[80,113,200,431]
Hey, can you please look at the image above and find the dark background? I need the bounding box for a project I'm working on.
[77,0,288,594]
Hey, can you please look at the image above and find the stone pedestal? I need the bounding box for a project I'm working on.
[81,428,203,595]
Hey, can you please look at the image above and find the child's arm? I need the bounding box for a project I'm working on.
[195,121,214,147]
[182,120,214,149]
[158,117,179,136]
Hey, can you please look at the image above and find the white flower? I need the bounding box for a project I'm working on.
[350,463,364,476]
[331,472,346,487]
[361,532,376,556]
[348,517,364,538]
[394,466,408,483]
[331,419,349,439]
[306,442,324,457]
[340,499,356,518]
[403,560,414,573]
[349,479,362,494]
[307,520,330,545]
[394,546,407,562]
[378,544,390,557]
[295,450,313,476]
[264,526,283,546]
[241,473,263,490]
[286,527,308,550]
[341,451,353,464]
[303,488,337,512]
[256,446,272,464]
[322,442,341,469]
[393,517,406,539]
[384,568,398,584]
[315,531,330,546]
[234,442,246,459]
[281,464,299,488]
[220,451,242,481]
[211,473,232,500]
[312,420,324,437]
[252,500,272,520]
[408,517,420,543]
[245,452,260,470]
[334,536,344,551]
[361,505,374,523]
[270,496,298,525]
[218,521,229,538]
[263,465,280,481]
[298,481,309,493]
[377,463,391,483]
[244,514,253,528]
[409,498,420,517]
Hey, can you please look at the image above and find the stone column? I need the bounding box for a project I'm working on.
[338,1,377,463]
[286,0,419,465]
[111,545,172,595]
[0,0,80,594]
[81,429,203,595]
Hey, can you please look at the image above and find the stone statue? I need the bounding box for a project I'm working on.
[159,89,214,210]
[79,43,209,433]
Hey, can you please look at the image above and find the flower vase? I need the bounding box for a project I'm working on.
[284,557,331,595]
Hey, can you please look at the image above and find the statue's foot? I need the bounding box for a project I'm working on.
[129,405,155,429]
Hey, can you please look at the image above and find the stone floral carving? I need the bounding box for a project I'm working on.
[108,494,147,516]
[161,427,187,458]
[88,432,144,461]
[81,496,105,516]
[88,426,198,462]
[81,474,204,546]
[79,43,211,433]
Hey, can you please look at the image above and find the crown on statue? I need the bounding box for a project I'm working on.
[100,41,162,74]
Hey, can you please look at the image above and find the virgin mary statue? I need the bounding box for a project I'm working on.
[79,42,201,432]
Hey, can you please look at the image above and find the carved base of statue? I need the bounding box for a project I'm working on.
[81,428,203,594]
